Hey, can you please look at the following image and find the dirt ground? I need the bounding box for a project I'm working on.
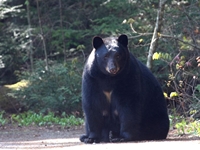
[0,125,200,150]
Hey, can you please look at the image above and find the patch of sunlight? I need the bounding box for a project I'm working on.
[4,80,29,90]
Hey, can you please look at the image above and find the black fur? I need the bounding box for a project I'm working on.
[80,35,169,144]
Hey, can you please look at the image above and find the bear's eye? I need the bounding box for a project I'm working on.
[116,54,120,59]
[104,54,109,59]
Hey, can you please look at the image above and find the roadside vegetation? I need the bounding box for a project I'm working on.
[0,111,83,128]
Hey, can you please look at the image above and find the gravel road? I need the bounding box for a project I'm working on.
[0,125,199,150]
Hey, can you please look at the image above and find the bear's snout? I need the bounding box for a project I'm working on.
[109,67,118,74]
[106,60,119,75]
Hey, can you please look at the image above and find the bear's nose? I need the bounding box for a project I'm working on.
[109,68,117,74]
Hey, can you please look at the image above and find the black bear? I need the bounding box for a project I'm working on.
[80,34,169,144]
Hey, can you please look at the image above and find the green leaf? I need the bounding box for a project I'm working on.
[195,84,200,91]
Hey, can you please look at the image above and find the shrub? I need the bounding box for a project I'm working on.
[0,111,8,126]
[15,59,82,114]
[0,85,25,113]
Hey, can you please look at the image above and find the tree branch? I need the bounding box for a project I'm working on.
[160,34,200,50]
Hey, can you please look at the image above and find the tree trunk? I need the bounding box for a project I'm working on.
[59,0,67,63]
[146,0,167,70]
[36,0,49,71]
[26,0,34,72]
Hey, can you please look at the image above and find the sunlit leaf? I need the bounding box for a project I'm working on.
[122,19,127,24]
[139,39,143,43]
[170,92,178,98]
[163,92,168,98]
[127,18,134,24]
[152,52,160,60]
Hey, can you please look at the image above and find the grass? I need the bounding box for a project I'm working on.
[0,111,84,128]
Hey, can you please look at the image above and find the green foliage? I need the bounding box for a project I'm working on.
[175,119,187,134]
[0,110,84,127]
[0,0,27,84]
[0,1,23,19]
[14,59,82,114]
[170,114,200,136]
[0,111,8,126]
[0,85,24,113]
[51,29,84,55]
[10,111,84,127]
[195,84,200,91]
[190,84,200,110]
[0,0,159,84]
[176,118,200,136]
[149,1,200,114]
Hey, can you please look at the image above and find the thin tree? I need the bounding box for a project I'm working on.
[146,0,167,70]
[36,0,49,70]
[59,0,67,63]
[26,0,34,72]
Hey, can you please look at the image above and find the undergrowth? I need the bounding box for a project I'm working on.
[0,111,8,126]
[0,111,84,128]
[1,111,200,137]
[169,115,200,136]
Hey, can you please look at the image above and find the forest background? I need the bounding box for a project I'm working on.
[0,0,200,131]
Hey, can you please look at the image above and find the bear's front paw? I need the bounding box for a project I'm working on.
[80,135,100,144]
[84,138,100,144]
[79,135,88,142]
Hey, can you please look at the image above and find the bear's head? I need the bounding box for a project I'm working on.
[93,34,129,76]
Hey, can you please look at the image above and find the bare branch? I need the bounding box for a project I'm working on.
[160,34,200,50]
[129,22,153,38]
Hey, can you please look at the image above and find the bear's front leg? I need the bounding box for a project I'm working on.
[110,103,142,142]
[80,99,101,143]
[81,106,109,143]
[80,78,110,144]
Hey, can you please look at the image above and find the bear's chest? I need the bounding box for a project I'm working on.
[97,77,116,91]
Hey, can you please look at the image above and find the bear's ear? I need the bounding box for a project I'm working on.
[93,36,104,49]
[118,34,128,47]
